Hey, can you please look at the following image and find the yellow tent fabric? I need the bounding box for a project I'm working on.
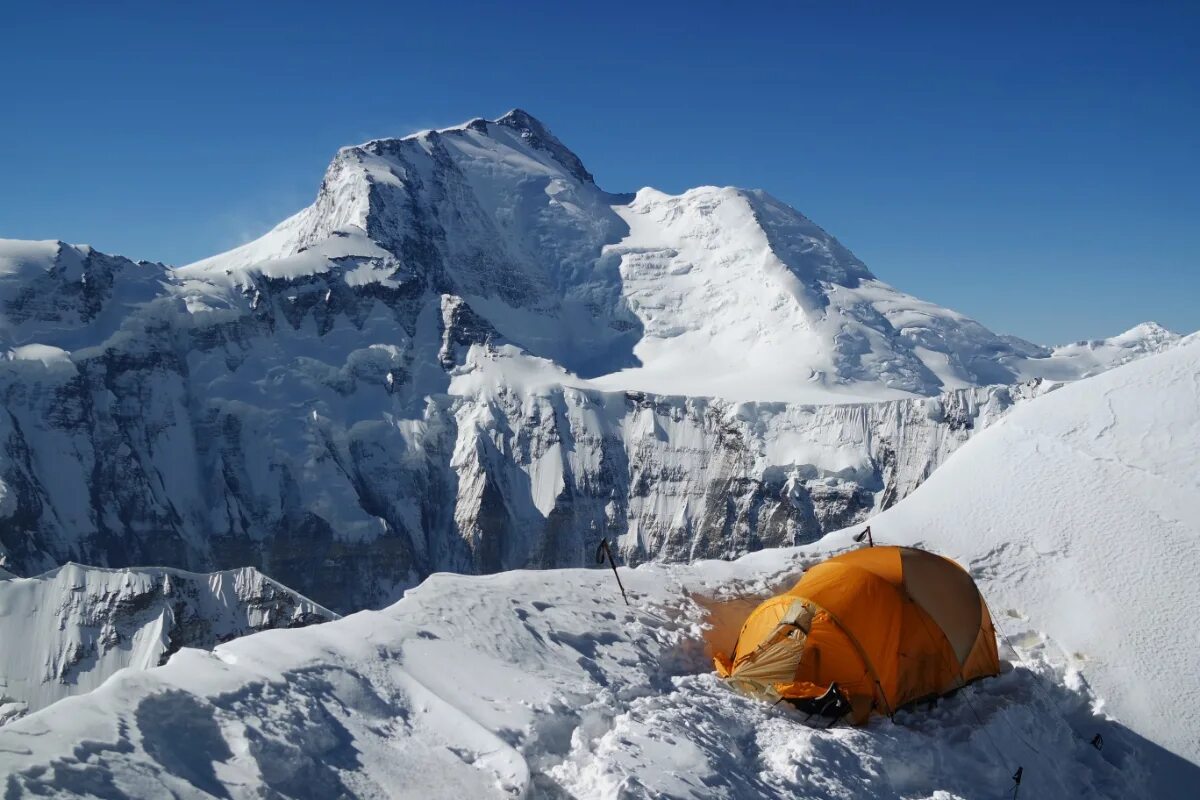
[714,546,1000,724]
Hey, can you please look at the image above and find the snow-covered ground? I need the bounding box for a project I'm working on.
[0,557,1148,799]
[2,334,1196,798]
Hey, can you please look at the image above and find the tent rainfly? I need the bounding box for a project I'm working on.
[715,546,1000,723]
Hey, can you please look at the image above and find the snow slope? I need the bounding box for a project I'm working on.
[0,563,336,725]
[870,331,1200,774]
[2,338,1197,797]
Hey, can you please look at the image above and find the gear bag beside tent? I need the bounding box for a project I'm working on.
[714,546,1000,724]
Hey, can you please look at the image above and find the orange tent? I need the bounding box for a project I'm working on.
[714,546,999,724]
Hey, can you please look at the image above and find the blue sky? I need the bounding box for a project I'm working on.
[1,1,1196,343]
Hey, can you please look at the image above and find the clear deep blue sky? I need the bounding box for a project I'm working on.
[2,1,1196,343]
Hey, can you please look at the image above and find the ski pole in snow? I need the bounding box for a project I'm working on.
[1010,766,1023,799]
[595,538,630,606]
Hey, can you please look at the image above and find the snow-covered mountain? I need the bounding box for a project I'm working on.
[0,111,1182,612]
[2,335,1195,798]
[0,563,336,726]
[175,109,1169,401]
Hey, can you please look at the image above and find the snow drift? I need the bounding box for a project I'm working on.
[1,336,1196,798]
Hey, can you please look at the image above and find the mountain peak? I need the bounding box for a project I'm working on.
[1123,320,1174,337]
[495,107,539,127]
[492,108,594,184]
[343,109,593,187]
[1102,321,1180,350]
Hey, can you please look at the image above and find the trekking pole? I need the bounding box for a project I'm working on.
[853,525,874,547]
[595,538,630,606]
[1010,766,1023,799]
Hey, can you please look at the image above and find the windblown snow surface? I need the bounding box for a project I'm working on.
[1,336,1196,797]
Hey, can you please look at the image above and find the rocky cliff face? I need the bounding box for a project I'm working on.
[0,563,335,725]
[440,363,1047,575]
[0,112,1179,612]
